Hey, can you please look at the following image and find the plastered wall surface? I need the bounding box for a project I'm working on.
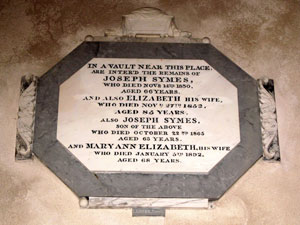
[0,0,299,224]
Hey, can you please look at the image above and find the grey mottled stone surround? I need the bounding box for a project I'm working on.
[33,41,262,200]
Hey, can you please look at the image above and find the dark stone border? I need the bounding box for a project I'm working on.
[33,41,262,200]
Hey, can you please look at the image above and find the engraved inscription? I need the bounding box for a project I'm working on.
[57,58,240,173]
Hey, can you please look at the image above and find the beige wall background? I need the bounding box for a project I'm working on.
[0,0,300,224]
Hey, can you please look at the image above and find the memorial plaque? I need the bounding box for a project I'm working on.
[57,58,240,173]
[33,42,262,200]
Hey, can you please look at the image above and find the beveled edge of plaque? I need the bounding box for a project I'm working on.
[33,41,262,200]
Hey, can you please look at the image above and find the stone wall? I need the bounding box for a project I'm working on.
[0,0,299,224]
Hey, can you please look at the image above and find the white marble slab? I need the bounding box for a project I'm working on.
[87,197,208,209]
[57,58,240,173]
